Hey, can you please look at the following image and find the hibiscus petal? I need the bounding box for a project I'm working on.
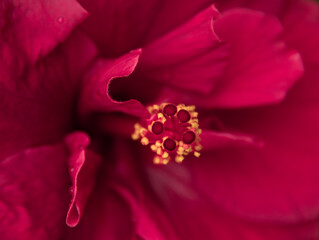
[87,5,299,106]
[213,0,319,77]
[150,8,303,108]
[147,162,319,239]
[65,132,102,227]
[112,184,179,240]
[78,0,213,57]
[0,0,87,65]
[142,6,221,65]
[66,140,135,239]
[203,8,303,107]
[280,0,319,105]
[66,186,134,240]
[182,98,319,222]
[0,138,69,239]
[108,140,179,240]
[67,140,179,239]
[0,31,97,160]
[0,131,101,239]
[178,0,319,223]
[79,49,150,119]
[140,5,229,94]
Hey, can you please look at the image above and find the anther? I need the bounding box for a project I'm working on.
[163,104,177,116]
[177,109,191,122]
[163,138,177,151]
[183,131,196,144]
[152,121,164,135]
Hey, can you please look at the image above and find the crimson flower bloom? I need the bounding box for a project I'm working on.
[1,0,319,239]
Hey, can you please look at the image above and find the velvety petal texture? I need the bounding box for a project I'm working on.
[108,142,179,240]
[200,103,319,222]
[140,5,228,94]
[67,186,135,240]
[281,0,319,105]
[0,0,87,63]
[0,132,101,239]
[0,133,72,239]
[209,8,303,107]
[0,31,97,159]
[67,140,179,240]
[77,0,213,57]
[0,0,88,88]
[147,161,319,239]
[213,0,319,104]
[179,0,319,224]
[145,9,303,108]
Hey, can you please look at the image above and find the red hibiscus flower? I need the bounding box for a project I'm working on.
[1,0,319,239]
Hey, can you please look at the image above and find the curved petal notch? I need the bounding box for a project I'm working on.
[79,49,150,119]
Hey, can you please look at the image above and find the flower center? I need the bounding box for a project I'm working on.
[132,103,202,164]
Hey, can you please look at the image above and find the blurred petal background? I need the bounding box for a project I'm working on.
[1,0,319,239]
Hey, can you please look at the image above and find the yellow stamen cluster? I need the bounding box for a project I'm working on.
[132,103,202,165]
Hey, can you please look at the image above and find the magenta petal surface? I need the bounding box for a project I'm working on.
[0,0,87,64]
[114,185,179,240]
[79,49,149,119]
[66,187,134,240]
[0,131,101,239]
[109,141,179,240]
[183,102,319,222]
[0,141,70,239]
[281,0,319,105]
[65,132,102,227]
[146,161,319,240]
[152,8,303,108]
[201,129,262,150]
[78,0,213,57]
[173,0,319,223]
[0,31,97,160]
[68,140,179,239]
[140,5,228,94]
[207,9,303,107]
